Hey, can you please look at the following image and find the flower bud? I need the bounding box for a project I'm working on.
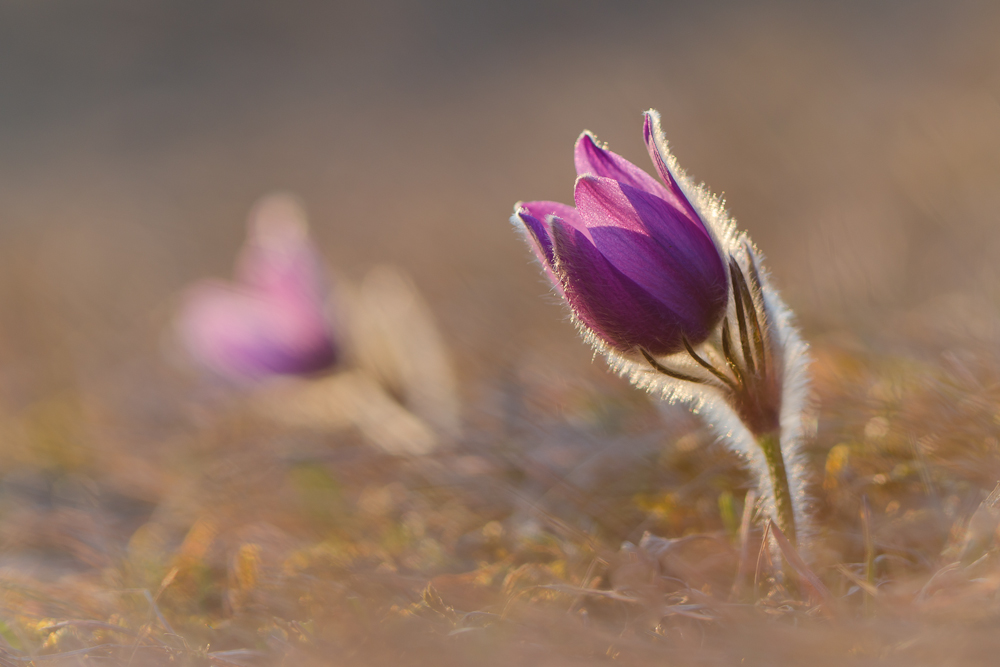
[514,116,727,356]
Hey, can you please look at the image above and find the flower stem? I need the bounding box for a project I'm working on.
[756,430,797,546]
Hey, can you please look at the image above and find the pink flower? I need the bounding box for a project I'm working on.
[176,194,338,380]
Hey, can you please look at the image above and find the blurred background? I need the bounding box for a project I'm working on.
[0,0,1000,662]
[2,0,999,399]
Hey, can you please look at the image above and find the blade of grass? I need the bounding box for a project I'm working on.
[768,520,835,609]
[731,490,757,602]
[861,496,875,616]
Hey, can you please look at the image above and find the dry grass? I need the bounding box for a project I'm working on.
[2,325,1000,666]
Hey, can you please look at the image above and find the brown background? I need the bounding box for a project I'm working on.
[0,0,998,402]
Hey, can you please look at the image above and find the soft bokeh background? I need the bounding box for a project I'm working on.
[1,1,1000,664]
[3,0,999,394]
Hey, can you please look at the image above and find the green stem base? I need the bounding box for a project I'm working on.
[756,431,797,547]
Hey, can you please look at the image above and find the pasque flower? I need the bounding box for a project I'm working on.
[513,111,812,552]
[174,195,463,458]
[177,194,338,380]
[514,121,728,357]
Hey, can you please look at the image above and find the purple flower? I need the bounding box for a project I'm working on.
[514,112,728,356]
[176,194,338,380]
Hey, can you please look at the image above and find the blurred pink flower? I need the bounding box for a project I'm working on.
[176,194,338,380]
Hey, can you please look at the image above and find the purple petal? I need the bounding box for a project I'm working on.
[551,220,701,355]
[574,132,669,199]
[520,200,582,228]
[177,280,337,380]
[516,201,589,294]
[642,111,703,224]
[514,201,577,267]
[574,175,727,320]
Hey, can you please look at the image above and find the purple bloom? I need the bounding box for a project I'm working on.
[177,194,338,380]
[514,112,728,356]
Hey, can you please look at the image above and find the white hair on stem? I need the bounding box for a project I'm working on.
[582,265,815,551]
[513,109,815,554]
[577,111,815,551]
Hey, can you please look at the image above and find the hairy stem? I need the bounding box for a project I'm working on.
[756,431,797,547]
